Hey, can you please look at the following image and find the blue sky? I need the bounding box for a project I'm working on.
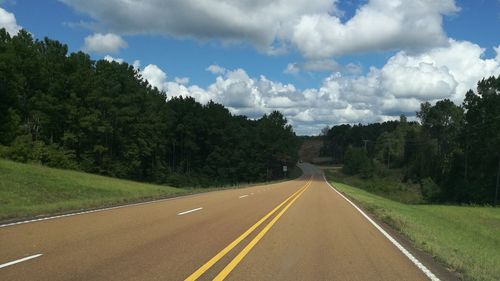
[1,0,499,135]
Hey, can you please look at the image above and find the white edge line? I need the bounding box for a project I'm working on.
[0,192,213,228]
[0,254,43,269]
[177,207,203,216]
[322,174,440,281]
[239,195,249,198]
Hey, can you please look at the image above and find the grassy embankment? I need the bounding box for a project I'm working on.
[0,159,189,221]
[0,159,302,222]
[324,169,500,281]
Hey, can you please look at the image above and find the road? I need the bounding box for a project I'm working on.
[1,164,436,280]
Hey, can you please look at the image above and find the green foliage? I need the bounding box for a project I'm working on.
[329,168,423,204]
[419,177,441,201]
[3,134,77,169]
[0,28,300,187]
[343,147,373,178]
[459,76,500,204]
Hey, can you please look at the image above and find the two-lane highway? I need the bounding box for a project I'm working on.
[1,164,436,280]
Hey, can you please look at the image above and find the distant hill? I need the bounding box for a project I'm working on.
[298,138,323,162]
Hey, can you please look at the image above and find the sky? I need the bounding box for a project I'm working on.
[1,0,499,135]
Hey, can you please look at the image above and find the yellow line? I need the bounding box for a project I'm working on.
[184,177,312,281]
[213,179,312,281]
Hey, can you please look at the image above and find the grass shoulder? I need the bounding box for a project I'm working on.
[0,159,302,223]
[327,167,424,204]
[324,169,500,281]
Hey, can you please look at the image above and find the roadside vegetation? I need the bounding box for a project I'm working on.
[325,169,500,281]
[327,167,423,204]
[0,159,302,222]
[0,159,186,221]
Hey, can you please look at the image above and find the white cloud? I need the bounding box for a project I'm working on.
[0,7,21,35]
[495,46,500,63]
[291,0,458,58]
[61,0,457,57]
[345,63,363,75]
[135,39,500,135]
[380,57,457,100]
[61,0,333,52]
[284,63,300,75]
[132,60,141,70]
[141,64,168,90]
[392,39,500,103]
[83,33,127,53]
[174,77,189,85]
[206,64,227,75]
[103,55,124,63]
[140,64,215,104]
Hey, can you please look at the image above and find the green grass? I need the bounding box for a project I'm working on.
[328,168,424,204]
[0,159,193,221]
[325,170,500,281]
[0,159,303,222]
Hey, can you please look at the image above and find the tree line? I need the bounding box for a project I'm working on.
[321,75,500,205]
[0,29,300,187]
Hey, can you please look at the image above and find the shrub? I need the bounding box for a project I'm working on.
[2,134,77,169]
[420,177,441,201]
[343,147,374,178]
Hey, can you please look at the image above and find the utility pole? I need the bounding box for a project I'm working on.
[495,157,500,207]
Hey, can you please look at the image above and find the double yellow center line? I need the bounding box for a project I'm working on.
[185,176,313,281]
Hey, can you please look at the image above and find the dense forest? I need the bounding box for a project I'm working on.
[0,29,300,187]
[321,75,500,204]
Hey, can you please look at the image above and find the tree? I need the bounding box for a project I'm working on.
[0,30,301,187]
[343,147,373,178]
[460,76,500,204]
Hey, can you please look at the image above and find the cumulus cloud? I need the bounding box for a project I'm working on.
[136,39,499,135]
[380,57,457,100]
[0,7,21,35]
[291,0,458,58]
[392,39,500,103]
[164,40,500,134]
[345,63,363,75]
[132,60,141,70]
[139,63,214,104]
[175,77,189,85]
[141,64,168,90]
[83,33,127,53]
[60,0,458,57]
[103,55,124,63]
[206,64,227,75]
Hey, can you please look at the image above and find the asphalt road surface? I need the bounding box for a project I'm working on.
[1,164,438,280]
